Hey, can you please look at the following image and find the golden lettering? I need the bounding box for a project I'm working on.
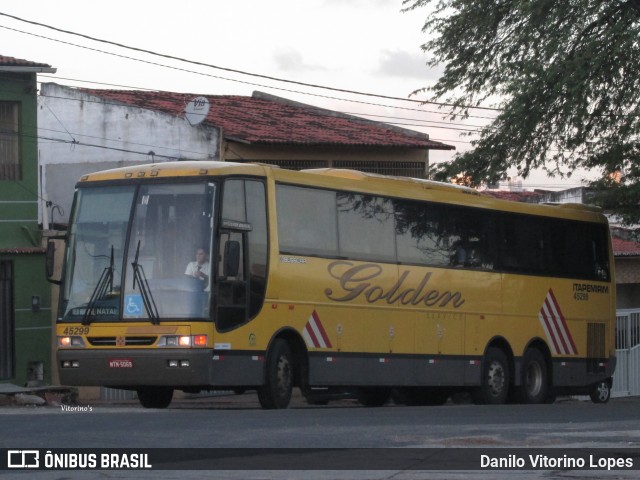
[325,261,465,309]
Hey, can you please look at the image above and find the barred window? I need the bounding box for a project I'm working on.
[0,102,20,181]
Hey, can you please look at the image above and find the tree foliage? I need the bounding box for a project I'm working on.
[404,0,640,222]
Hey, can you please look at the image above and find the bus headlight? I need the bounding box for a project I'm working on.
[58,336,86,348]
[158,335,208,348]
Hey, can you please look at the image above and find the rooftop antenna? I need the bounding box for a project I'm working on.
[184,96,210,126]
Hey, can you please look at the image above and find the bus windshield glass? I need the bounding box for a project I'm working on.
[60,182,216,323]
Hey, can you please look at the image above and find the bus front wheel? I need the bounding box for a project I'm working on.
[137,387,173,409]
[258,339,293,409]
[472,347,510,405]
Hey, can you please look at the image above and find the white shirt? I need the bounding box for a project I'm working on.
[184,261,210,278]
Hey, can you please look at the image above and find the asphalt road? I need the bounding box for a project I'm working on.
[1,392,640,479]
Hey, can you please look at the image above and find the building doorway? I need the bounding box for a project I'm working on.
[0,261,15,380]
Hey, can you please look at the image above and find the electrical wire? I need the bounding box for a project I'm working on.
[0,11,502,112]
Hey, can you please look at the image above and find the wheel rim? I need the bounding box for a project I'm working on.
[487,360,506,397]
[595,382,609,402]
[525,361,543,397]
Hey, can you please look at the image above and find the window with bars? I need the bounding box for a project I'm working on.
[333,160,427,178]
[237,159,427,178]
[0,102,21,181]
[239,159,329,171]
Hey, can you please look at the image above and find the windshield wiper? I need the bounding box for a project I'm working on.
[131,240,160,324]
[82,246,115,326]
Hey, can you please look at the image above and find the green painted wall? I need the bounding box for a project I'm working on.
[1,71,52,386]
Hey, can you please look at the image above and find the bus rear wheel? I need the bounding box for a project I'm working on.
[514,349,548,404]
[590,380,611,404]
[258,339,293,409]
[472,347,510,405]
[137,387,173,409]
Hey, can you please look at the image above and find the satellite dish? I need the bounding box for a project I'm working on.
[184,96,210,126]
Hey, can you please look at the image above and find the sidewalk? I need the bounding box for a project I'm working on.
[0,383,77,407]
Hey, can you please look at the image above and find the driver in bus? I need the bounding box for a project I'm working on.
[185,247,210,288]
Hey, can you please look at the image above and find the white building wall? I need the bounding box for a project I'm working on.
[38,83,221,224]
[535,187,585,204]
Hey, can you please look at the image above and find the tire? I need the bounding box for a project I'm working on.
[357,387,391,407]
[472,347,510,405]
[590,380,611,404]
[514,349,548,404]
[137,387,173,409]
[258,339,294,409]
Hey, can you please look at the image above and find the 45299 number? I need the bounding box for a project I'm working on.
[62,326,90,335]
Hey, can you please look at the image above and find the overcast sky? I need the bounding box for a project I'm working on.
[0,0,590,189]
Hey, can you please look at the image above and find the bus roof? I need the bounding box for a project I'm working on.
[78,161,606,224]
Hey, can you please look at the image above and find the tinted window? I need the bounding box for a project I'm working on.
[246,181,269,317]
[548,219,610,281]
[337,193,395,262]
[277,185,338,256]
[275,183,610,281]
[395,200,496,269]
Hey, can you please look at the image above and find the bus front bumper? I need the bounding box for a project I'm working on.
[57,349,216,388]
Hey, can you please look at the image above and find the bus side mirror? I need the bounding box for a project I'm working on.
[223,241,241,278]
[46,238,62,285]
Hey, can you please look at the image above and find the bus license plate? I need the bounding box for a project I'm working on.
[109,358,133,368]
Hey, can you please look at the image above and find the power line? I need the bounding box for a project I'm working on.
[3,82,475,164]
[38,87,486,135]
[345,111,491,130]
[0,11,502,112]
[36,72,496,123]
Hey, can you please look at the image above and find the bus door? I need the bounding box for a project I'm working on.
[216,226,248,331]
[215,178,269,332]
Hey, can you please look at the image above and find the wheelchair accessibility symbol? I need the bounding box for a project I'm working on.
[124,294,143,317]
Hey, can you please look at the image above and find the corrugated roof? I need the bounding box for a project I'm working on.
[81,89,455,150]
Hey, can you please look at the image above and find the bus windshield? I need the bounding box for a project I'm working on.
[60,182,216,323]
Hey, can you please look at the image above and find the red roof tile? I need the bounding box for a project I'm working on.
[81,89,455,150]
[613,237,640,257]
[0,55,53,68]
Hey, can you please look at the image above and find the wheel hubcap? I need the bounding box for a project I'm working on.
[487,361,505,397]
[277,355,292,397]
[596,382,609,402]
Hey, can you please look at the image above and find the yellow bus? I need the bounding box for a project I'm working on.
[51,161,616,408]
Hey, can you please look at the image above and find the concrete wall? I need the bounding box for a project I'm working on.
[535,187,586,204]
[38,83,221,224]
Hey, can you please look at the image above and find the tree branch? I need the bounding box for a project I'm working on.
[625,0,640,15]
